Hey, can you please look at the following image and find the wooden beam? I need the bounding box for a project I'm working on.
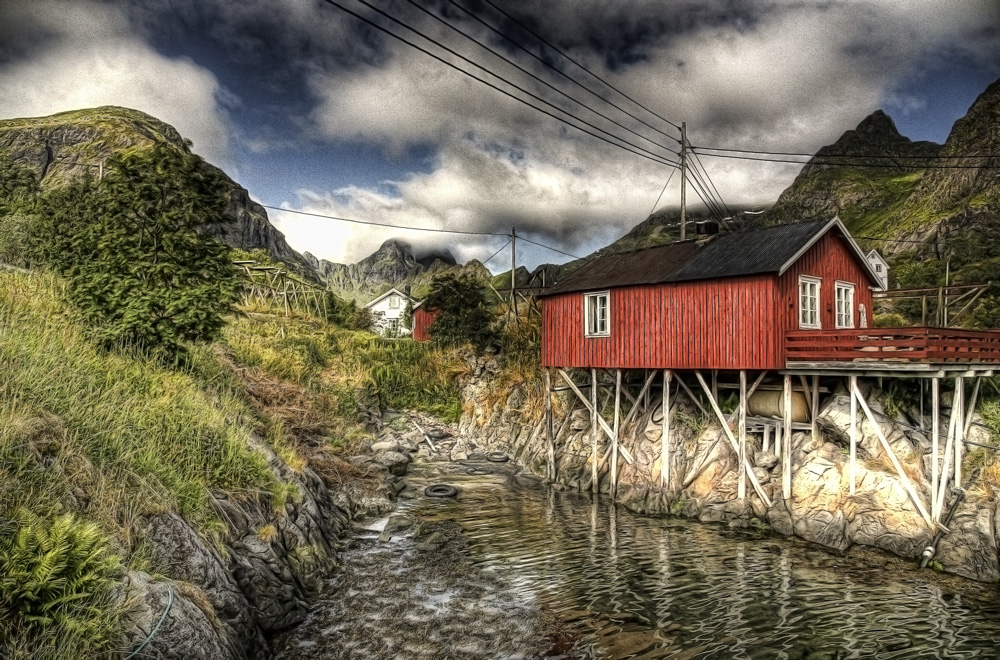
[675,376,709,417]
[934,401,960,521]
[964,377,981,438]
[544,368,554,482]
[739,370,747,500]
[555,369,634,464]
[661,370,672,488]
[955,376,965,488]
[693,371,772,506]
[762,425,771,453]
[849,375,858,495]
[783,374,792,500]
[811,375,820,443]
[612,369,622,497]
[622,370,658,428]
[931,377,940,517]
[591,368,599,494]
[853,379,933,526]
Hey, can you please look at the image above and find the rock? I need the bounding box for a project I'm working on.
[373,450,411,476]
[416,531,448,551]
[120,572,235,660]
[935,499,999,582]
[755,451,779,469]
[752,467,770,484]
[370,440,401,453]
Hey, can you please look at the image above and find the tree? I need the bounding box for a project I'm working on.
[423,272,499,350]
[35,144,240,356]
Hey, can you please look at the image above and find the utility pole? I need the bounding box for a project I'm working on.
[510,226,518,318]
[680,122,687,241]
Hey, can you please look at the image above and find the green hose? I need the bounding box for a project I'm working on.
[125,584,174,659]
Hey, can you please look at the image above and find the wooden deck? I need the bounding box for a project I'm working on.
[784,327,1000,369]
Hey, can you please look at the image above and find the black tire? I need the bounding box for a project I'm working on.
[486,451,509,463]
[466,467,491,476]
[424,484,459,498]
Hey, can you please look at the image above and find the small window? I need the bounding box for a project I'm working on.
[835,282,855,328]
[799,276,821,329]
[389,295,400,309]
[386,318,399,335]
[584,291,610,337]
[875,264,882,273]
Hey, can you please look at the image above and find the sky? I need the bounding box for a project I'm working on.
[0,0,998,272]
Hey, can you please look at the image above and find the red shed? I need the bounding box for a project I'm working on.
[411,302,439,342]
[540,218,882,370]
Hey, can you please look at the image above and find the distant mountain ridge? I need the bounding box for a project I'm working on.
[0,106,316,277]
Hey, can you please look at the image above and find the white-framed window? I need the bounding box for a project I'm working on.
[584,291,610,337]
[798,276,821,329]
[389,295,400,309]
[835,281,855,329]
[386,318,400,335]
[875,264,882,273]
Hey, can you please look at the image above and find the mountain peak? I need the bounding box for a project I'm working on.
[853,110,901,138]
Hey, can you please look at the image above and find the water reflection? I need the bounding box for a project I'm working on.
[411,479,1000,659]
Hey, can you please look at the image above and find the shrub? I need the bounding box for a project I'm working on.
[424,272,500,350]
[32,144,240,357]
[873,312,908,328]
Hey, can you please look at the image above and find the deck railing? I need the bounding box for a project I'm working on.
[784,327,1000,363]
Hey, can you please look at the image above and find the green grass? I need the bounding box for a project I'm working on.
[222,312,466,423]
[0,269,294,658]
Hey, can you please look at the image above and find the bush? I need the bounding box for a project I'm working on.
[424,272,500,350]
[873,312,908,328]
[33,144,240,357]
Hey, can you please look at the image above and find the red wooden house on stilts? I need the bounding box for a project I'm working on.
[539,218,1000,529]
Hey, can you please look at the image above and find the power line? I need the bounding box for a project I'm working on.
[647,168,676,217]
[479,0,682,131]
[692,144,1000,160]
[515,235,584,260]
[326,0,680,169]
[260,203,508,236]
[691,148,1000,170]
[690,149,734,219]
[406,0,680,158]
[482,240,512,266]
[443,0,681,145]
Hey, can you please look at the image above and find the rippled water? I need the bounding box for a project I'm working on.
[401,463,1000,660]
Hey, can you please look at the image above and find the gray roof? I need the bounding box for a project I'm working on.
[543,218,879,296]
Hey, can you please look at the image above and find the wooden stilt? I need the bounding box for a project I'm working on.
[674,376,709,417]
[544,368,554,482]
[849,375,857,495]
[782,374,793,500]
[934,395,960,520]
[955,376,964,488]
[612,369,622,497]
[738,370,747,500]
[661,370,672,488]
[557,369,631,462]
[964,377,981,438]
[853,379,932,525]
[693,371,772,506]
[811,375,820,443]
[763,425,771,453]
[711,370,719,407]
[591,368,599,494]
[775,424,782,458]
[931,377,940,518]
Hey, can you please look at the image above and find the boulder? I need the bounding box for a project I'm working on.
[934,499,999,582]
[373,450,411,476]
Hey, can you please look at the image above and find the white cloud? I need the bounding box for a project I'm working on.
[0,1,232,167]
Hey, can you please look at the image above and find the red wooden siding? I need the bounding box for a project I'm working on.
[541,230,877,370]
[542,275,779,370]
[776,232,874,341]
[412,306,438,342]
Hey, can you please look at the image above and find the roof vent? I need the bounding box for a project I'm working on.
[695,220,719,236]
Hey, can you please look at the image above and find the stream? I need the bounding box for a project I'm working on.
[275,453,1000,660]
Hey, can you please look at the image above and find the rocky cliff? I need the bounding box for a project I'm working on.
[764,79,1000,261]
[459,361,1000,583]
[0,106,316,277]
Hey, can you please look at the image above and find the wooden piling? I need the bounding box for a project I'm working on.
[591,368,599,494]
[849,375,857,495]
[738,370,747,500]
[544,368,554,481]
[661,370,672,488]
[611,369,622,497]
[782,374,792,500]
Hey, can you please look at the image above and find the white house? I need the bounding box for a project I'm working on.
[365,288,416,336]
[865,249,890,291]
